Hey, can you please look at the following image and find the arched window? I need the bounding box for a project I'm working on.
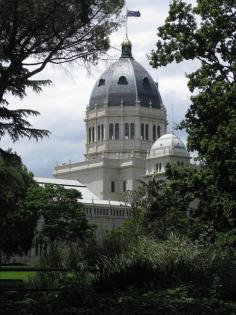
[153,125,156,141]
[101,124,104,140]
[145,124,149,140]
[109,123,114,140]
[98,78,105,86]
[89,127,91,143]
[115,123,119,140]
[92,126,95,142]
[141,123,144,139]
[118,76,128,85]
[125,123,129,139]
[157,125,160,138]
[143,77,150,87]
[97,125,100,141]
[130,123,135,139]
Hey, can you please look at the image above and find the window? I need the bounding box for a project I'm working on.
[178,161,180,166]
[125,123,129,139]
[115,123,119,140]
[109,123,114,140]
[143,77,150,87]
[145,124,149,140]
[153,125,156,141]
[98,125,100,141]
[159,163,162,172]
[141,123,144,139]
[157,125,160,138]
[89,127,91,143]
[92,126,95,142]
[123,180,126,192]
[101,124,104,140]
[118,76,128,85]
[130,123,135,139]
[156,163,159,172]
[98,78,105,86]
[181,162,184,166]
[111,181,115,192]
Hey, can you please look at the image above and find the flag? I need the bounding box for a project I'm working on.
[127,10,141,17]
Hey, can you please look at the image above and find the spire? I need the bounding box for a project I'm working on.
[121,37,133,58]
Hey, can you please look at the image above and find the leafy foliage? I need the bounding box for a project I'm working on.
[149,0,236,198]
[0,0,124,141]
[0,149,37,260]
[21,184,94,245]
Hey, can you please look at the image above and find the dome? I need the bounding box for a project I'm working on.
[89,38,163,109]
[151,133,187,152]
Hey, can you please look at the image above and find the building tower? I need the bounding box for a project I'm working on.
[54,38,167,201]
[146,133,190,177]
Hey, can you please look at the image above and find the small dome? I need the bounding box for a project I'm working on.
[151,133,187,152]
[89,38,163,110]
[121,37,132,58]
[122,37,132,45]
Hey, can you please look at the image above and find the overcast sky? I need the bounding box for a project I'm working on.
[1,0,197,177]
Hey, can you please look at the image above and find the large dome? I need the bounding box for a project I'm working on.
[89,38,163,109]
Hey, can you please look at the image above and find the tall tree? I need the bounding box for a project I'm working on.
[149,0,236,229]
[0,0,124,141]
[22,184,94,245]
[149,0,236,196]
[0,149,37,262]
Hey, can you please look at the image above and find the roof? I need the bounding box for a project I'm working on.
[35,177,85,187]
[89,39,163,109]
[35,177,98,200]
[34,177,130,207]
[150,133,188,153]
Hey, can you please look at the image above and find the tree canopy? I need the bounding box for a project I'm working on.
[149,0,236,232]
[0,149,37,261]
[0,0,124,142]
[22,184,94,245]
[149,0,236,198]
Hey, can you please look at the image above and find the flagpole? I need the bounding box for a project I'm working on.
[126,6,128,38]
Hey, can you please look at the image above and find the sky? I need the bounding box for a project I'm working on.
[1,0,197,177]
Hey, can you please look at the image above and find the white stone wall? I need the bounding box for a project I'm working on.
[146,148,191,175]
[85,104,167,159]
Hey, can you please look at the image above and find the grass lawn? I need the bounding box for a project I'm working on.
[0,271,36,281]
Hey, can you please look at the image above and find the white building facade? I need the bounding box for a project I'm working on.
[54,38,168,201]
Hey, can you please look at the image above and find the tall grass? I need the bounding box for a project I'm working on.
[97,233,232,292]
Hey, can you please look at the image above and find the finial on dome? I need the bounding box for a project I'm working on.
[121,37,133,58]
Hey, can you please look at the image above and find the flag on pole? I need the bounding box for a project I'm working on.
[127,10,141,17]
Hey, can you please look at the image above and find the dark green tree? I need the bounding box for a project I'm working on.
[0,0,124,141]
[21,184,94,245]
[149,0,236,228]
[150,0,236,194]
[0,149,38,261]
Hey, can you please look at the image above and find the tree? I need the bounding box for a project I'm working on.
[150,0,236,195]
[0,149,38,262]
[0,0,124,141]
[123,176,188,239]
[149,0,236,227]
[21,184,94,246]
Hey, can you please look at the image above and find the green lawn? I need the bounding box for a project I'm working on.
[0,271,36,281]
